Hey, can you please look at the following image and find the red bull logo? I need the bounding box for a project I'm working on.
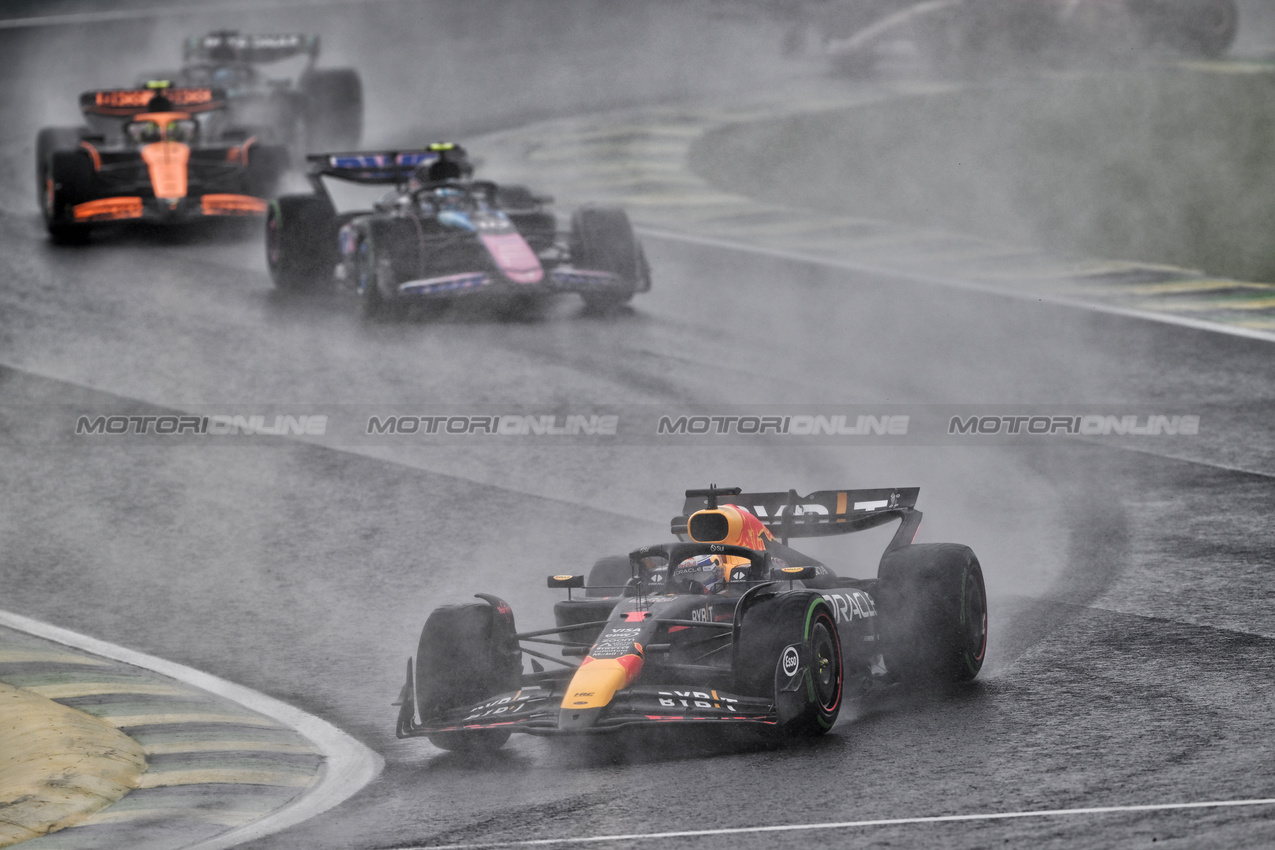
[686,504,773,549]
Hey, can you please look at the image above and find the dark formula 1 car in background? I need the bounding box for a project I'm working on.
[396,485,987,750]
[36,82,290,244]
[266,144,651,317]
[137,31,363,151]
[784,0,1238,74]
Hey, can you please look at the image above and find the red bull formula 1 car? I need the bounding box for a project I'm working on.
[36,83,289,244]
[396,485,987,750]
[266,145,651,317]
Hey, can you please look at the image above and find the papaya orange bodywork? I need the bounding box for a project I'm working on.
[201,194,267,216]
[73,197,144,221]
[78,141,101,171]
[140,141,189,200]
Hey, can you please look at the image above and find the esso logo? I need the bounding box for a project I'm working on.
[553,575,572,581]
[781,646,800,677]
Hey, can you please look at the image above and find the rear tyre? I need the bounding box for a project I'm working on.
[585,555,632,598]
[734,592,843,736]
[36,126,85,207]
[414,597,522,752]
[876,543,987,684]
[302,68,363,151]
[569,206,646,311]
[45,149,94,245]
[265,195,337,292]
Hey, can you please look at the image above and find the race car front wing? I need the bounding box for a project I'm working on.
[396,664,776,739]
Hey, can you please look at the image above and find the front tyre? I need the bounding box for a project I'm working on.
[413,596,522,752]
[585,555,632,598]
[877,543,987,684]
[45,149,94,245]
[734,592,843,736]
[568,206,647,312]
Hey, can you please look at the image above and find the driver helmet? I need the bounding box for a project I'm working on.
[146,92,175,113]
[423,141,472,182]
[672,553,728,594]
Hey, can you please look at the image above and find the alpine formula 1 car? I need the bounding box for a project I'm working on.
[137,31,363,152]
[787,0,1237,73]
[36,82,290,244]
[396,485,987,750]
[266,145,651,317]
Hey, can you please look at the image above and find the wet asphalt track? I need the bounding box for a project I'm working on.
[2,2,1275,849]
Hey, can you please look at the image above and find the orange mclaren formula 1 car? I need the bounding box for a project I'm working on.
[36,82,289,244]
[396,485,987,751]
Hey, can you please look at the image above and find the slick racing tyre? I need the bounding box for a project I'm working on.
[585,555,632,598]
[44,149,94,245]
[734,591,843,736]
[35,126,85,207]
[302,68,363,151]
[266,195,337,292]
[414,596,522,752]
[876,543,987,684]
[568,206,648,312]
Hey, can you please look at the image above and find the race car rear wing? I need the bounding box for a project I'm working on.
[672,486,922,549]
[306,150,441,185]
[80,86,229,117]
[183,32,319,65]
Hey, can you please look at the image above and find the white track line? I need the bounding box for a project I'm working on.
[0,609,383,850]
[640,227,1275,345]
[394,798,1275,849]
